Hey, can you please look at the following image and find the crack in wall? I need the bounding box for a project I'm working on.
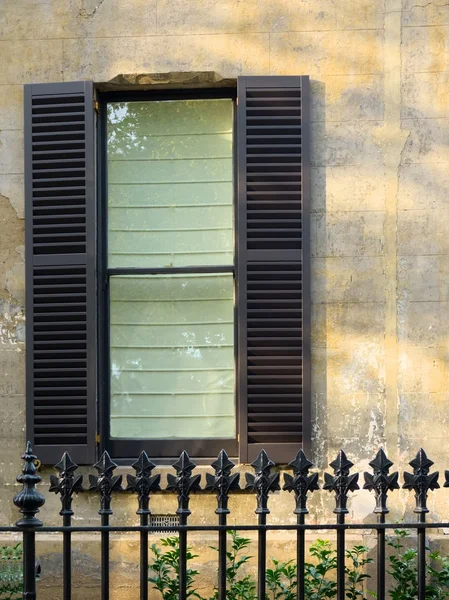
[78,0,106,19]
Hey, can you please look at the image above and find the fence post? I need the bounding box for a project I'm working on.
[283,449,319,600]
[324,450,359,600]
[13,442,45,600]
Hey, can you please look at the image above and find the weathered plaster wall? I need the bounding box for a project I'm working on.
[1,0,449,596]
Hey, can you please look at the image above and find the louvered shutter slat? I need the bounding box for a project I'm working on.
[237,76,311,464]
[25,81,96,465]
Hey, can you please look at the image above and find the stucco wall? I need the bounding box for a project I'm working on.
[1,0,449,596]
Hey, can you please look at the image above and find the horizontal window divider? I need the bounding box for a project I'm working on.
[111,250,232,255]
[110,413,234,419]
[108,179,233,185]
[112,367,233,372]
[112,391,233,397]
[107,265,235,275]
[110,321,233,326]
[109,227,233,233]
[111,343,233,348]
[109,203,232,208]
[106,130,232,137]
[108,156,231,162]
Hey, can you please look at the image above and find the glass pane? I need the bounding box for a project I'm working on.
[109,274,235,439]
[107,99,233,268]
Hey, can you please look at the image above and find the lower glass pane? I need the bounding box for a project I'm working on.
[109,274,235,439]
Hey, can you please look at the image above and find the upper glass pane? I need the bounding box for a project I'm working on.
[107,99,234,268]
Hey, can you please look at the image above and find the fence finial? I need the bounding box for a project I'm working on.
[13,442,45,527]
[324,449,359,514]
[89,451,122,515]
[50,452,83,517]
[363,449,398,514]
[206,449,240,514]
[167,451,201,517]
[283,449,319,514]
[245,449,280,514]
[127,451,161,515]
[403,448,439,513]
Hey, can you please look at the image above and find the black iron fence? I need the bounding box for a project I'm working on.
[5,442,449,600]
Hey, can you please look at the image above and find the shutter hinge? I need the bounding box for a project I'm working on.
[95,432,101,444]
[237,433,240,443]
[236,97,239,106]
[94,100,100,114]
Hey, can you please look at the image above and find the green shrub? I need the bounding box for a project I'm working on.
[0,544,22,600]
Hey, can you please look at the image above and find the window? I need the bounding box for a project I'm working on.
[104,95,238,458]
[24,76,310,465]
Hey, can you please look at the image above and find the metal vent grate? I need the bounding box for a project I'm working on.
[150,514,180,534]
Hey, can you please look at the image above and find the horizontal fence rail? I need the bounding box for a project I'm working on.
[9,443,449,600]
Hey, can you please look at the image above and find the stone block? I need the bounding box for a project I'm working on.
[157,0,337,34]
[402,26,449,74]
[312,256,385,303]
[63,34,270,81]
[326,392,385,445]
[325,302,386,348]
[0,174,24,219]
[403,0,449,27]
[402,71,449,120]
[398,392,449,441]
[310,167,326,213]
[397,209,449,256]
[311,74,385,122]
[398,163,449,210]
[398,255,449,302]
[0,40,63,84]
[326,165,386,211]
[336,0,384,30]
[401,119,449,164]
[0,131,23,175]
[0,86,23,130]
[0,350,24,397]
[0,0,157,40]
[313,211,385,257]
[398,346,449,393]
[311,121,383,168]
[312,342,386,398]
[269,30,383,77]
[398,300,449,346]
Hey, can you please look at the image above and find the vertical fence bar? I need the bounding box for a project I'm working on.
[167,452,201,600]
[417,513,426,600]
[245,450,280,600]
[283,450,319,600]
[50,453,83,600]
[127,452,161,600]
[403,449,439,600]
[324,451,359,600]
[206,450,240,600]
[363,449,399,600]
[13,443,45,600]
[89,452,122,600]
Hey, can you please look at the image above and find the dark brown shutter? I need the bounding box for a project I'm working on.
[25,81,96,464]
[237,76,311,464]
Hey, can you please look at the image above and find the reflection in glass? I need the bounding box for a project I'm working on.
[109,274,235,439]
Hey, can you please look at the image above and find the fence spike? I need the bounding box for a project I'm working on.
[126,451,161,515]
[283,449,319,514]
[167,451,201,517]
[323,449,359,514]
[403,448,439,513]
[50,452,83,517]
[245,449,280,514]
[13,442,45,527]
[206,449,240,514]
[363,449,399,514]
[89,451,122,515]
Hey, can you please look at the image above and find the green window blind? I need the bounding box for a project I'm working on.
[107,98,235,440]
[107,99,234,268]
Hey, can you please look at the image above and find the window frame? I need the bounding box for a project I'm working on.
[97,87,239,463]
